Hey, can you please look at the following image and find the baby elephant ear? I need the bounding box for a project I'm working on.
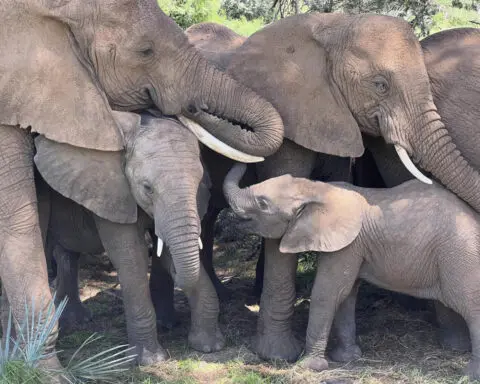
[34,135,138,224]
[279,186,364,254]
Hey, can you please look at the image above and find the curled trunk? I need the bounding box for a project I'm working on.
[223,163,253,212]
[413,110,480,213]
[179,51,284,159]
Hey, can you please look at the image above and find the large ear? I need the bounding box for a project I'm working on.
[0,3,124,151]
[227,14,363,157]
[279,185,364,253]
[34,135,137,224]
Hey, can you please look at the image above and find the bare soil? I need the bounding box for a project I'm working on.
[56,234,477,384]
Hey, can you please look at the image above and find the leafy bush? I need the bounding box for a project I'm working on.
[158,0,223,28]
[221,0,275,22]
[0,295,135,383]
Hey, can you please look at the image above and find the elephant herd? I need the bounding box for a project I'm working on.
[1,0,480,381]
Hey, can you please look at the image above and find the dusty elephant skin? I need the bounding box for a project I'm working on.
[0,0,283,370]
[220,13,480,363]
[224,163,480,380]
[35,115,224,363]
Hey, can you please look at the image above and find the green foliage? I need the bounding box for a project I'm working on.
[0,295,136,384]
[272,0,440,36]
[158,0,225,28]
[222,0,275,22]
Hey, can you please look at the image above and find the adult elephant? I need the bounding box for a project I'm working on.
[216,14,480,362]
[0,1,283,372]
[35,114,225,363]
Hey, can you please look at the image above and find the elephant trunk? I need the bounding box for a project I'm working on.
[223,163,254,214]
[412,109,480,212]
[154,196,201,291]
[178,51,284,162]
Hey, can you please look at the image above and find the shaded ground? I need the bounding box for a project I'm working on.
[55,229,476,384]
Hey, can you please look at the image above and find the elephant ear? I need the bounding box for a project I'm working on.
[34,134,138,224]
[227,14,363,157]
[0,3,124,151]
[279,184,364,253]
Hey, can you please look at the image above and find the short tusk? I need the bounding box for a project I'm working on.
[198,237,203,250]
[394,144,433,185]
[177,115,264,164]
[157,238,164,257]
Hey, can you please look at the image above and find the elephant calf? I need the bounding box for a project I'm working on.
[224,163,480,380]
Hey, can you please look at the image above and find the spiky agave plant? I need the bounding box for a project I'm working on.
[0,295,136,383]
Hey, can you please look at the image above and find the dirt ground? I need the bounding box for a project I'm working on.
[55,233,477,384]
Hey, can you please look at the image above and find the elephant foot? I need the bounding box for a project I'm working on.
[437,325,471,352]
[329,343,362,363]
[300,355,329,372]
[464,358,480,381]
[137,345,168,366]
[188,325,225,353]
[253,330,302,362]
[58,300,92,332]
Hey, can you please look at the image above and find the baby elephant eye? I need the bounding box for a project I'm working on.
[143,183,153,195]
[256,196,269,211]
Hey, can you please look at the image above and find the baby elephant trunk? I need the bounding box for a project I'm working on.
[223,163,253,215]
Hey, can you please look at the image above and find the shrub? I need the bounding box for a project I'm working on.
[0,295,136,383]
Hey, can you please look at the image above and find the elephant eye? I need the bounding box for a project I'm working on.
[373,77,389,96]
[256,196,270,211]
[138,46,154,58]
[143,182,153,195]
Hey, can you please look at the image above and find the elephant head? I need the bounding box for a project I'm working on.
[223,163,364,254]
[225,13,480,213]
[1,0,283,162]
[34,112,209,290]
[185,22,247,71]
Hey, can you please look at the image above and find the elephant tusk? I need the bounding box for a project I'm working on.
[394,144,433,185]
[157,238,164,257]
[198,237,203,250]
[177,115,265,164]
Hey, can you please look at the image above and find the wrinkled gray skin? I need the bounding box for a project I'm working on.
[224,163,480,380]
[358,27,480,353]
[220,13,480,362]
[0,0,284,371]
[35,115,224,364]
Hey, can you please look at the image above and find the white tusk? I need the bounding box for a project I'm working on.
[177,115,265,164]
[157,238,164,257]
[394,144,433,185]
[198,237,203,250]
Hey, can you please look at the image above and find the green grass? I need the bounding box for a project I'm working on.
[431,0,480,33]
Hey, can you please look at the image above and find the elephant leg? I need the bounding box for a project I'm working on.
[150,241,178,330]
[329,281,362,362]
[0,125,61,372]
[302,248,362,372]
[53,244,92,331]
[253,139,317,362]
[185,263,225,353]
[435,301,471,352]
[253,238,265,300]
[200,205,230,301]
[94,216,166,365]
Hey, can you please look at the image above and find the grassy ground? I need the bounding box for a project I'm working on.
[53,232,479,384]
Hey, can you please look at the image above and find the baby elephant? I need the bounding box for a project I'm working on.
[224,163,480,380]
